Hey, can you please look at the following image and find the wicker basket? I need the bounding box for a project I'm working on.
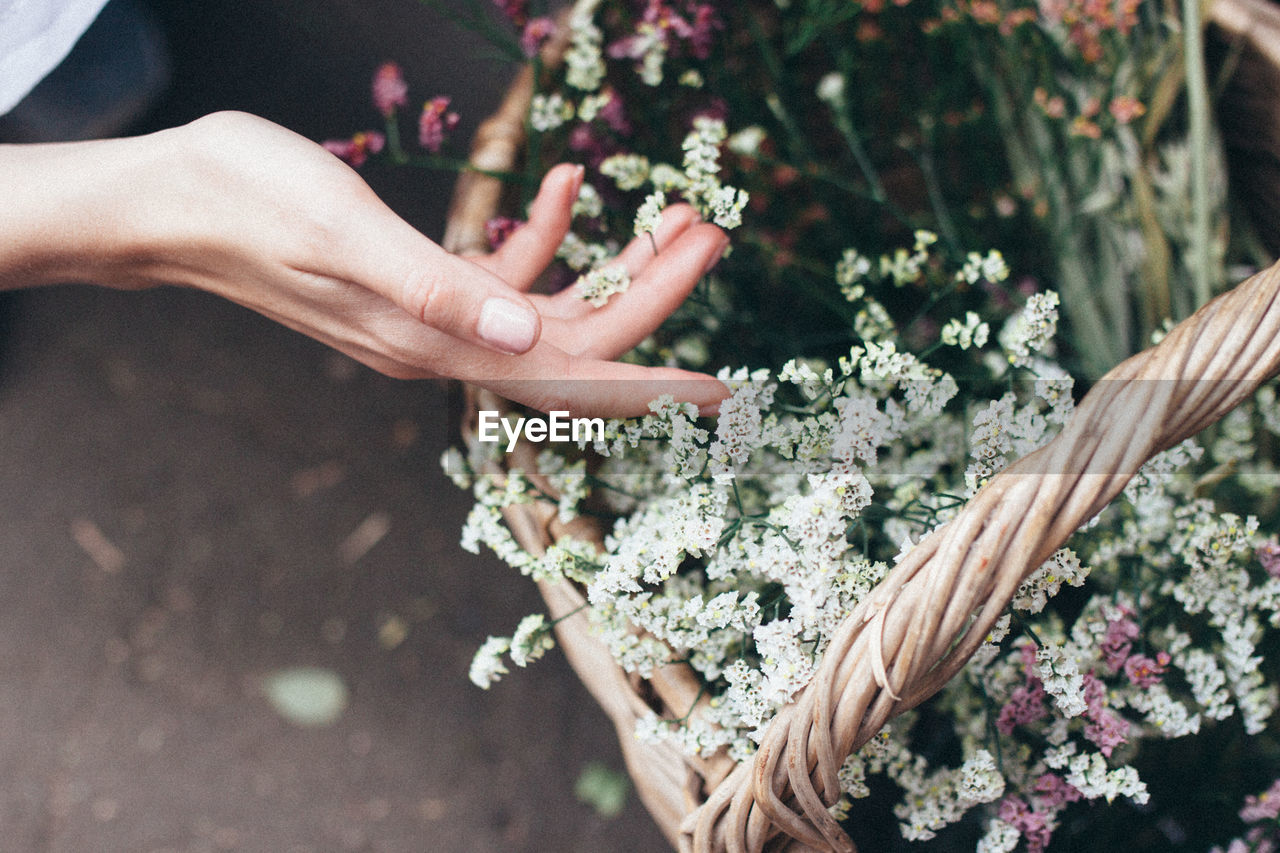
[442,37,1280,853]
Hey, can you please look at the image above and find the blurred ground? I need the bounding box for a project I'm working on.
[0,1,668,851]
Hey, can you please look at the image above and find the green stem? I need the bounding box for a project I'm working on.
[915,125,962,257]
[1182,0,1213,309]
[972,54,1121,376]
[385,112,405,162]
[829,105,887,204]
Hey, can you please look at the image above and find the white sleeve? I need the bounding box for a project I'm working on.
[0,0,114,115]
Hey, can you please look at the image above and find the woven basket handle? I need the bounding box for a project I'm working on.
[682,267,1280,851]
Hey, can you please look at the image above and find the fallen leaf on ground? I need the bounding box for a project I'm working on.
[262,667,349,727]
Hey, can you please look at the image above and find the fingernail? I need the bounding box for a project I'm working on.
[477,298,538,354]
[570,164,586,197]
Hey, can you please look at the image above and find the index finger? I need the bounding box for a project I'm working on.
[325,191,543,355]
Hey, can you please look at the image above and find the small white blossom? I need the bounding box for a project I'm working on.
[1036,644,1088,718]
[816,71,845,105]
[836,248,872,300]
[1000,290,1061,367]
[977,819,1021,853]
[556,232,610,271]
[576,265,631,307]
[940,311,991,350]
[529,92,574,131]
[727,125,767,155]
[564,7,605,91]
[509,614,555,667]
[1013,549,1088,613]
[440,446,470,489]
[913,230,938,252]
[707,184,749,229]
[649,162,688,191]
[1178,648,1233,720]
[572,181,603,219]
[622,22,668,86]
[1064,753,1149,805]
[880,246,926,286]
[576,91,610,122]
[956,250,1010,284]
[634,190,666,237]
[958,749,1006,803]
[754,619,816,707]
[965,393,1017,491]
[600,153,652,190]
[469,636,511,688]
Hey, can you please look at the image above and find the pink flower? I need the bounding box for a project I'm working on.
[1081,673,1130,756]
[596,89,632,134]
[1241,779,1280,823]
[493,0,528,26]
[1033,773,1082,809]
[1259,540,1280,578]
[1100,612,1140,671]
[998,797,1055,853]
[372,62,408,118]
[520,17,557,58]
[997,680,1048,735]
[608,1,721,63]
[1124,652,1170,687]
[686,4,720,58]
[419,96,460,153]
[322,131,385,168]
[486,217,525,250]
[568,123,622,168]
[1084,708,1129,756]
[1108,95,1146,124]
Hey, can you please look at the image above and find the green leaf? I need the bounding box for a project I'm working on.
[574,762,630,819]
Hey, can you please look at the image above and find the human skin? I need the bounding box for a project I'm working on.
[0,111,730,416]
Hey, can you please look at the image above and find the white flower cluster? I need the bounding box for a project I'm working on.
[529,92,575,132]
[680,117,750,229]
[1013,548,1088,613]
[894,748,1007,841]
[1000,290,1061,367]
[634,189,665,237]
[575,264,631,307]
[881,231,937,287]
[468,613,556,688]
[957,249,1010,285]
[564,4,606,91]
[941,311,990,350]
[1050,747,1149,804]
[599,153,650,190]
[450,15,1280,839]
[834,233,947,295]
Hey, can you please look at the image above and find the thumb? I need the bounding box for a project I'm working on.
[330,201,542,355]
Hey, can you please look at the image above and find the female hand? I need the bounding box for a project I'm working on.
[0,111,729,417]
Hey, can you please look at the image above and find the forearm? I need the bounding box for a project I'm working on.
[0,112,729,415]
[0,134,165,292]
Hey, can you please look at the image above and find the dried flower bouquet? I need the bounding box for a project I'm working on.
[327,0,1280,849]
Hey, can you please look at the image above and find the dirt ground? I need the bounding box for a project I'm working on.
[0,1,669,851]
